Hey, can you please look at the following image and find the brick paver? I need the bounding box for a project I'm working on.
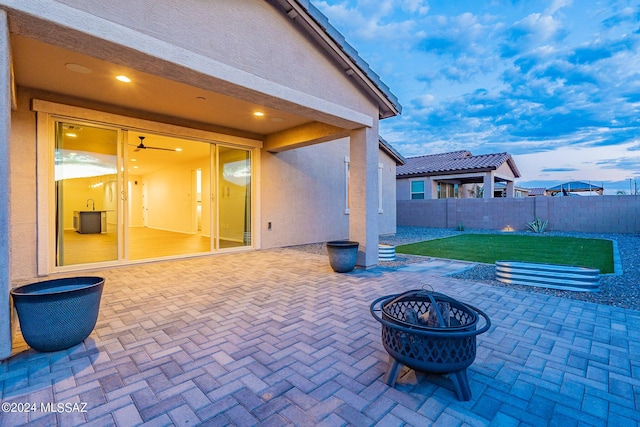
[1,249,639,426]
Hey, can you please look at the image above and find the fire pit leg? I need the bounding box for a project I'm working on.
[451,370,472,401]
[384,356,403,387]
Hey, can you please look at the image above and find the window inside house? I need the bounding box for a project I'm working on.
[411,180,425,199]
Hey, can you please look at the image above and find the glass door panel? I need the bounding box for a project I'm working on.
[218,147,252,248]
[127,133,211,259]
[55,122,119,266]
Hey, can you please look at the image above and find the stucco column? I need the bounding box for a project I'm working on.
[429,179,438,199]
[506,181,515,197]
[483,172,494,198]
[349,125,379,268]
[0,10,12,360]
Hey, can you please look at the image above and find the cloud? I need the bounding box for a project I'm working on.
[569,38,636,65]
[313,0,640,186]
[541,167,579,172]
[500,13,567,58]
[411,93,436,108]
[602,6,640,29]
[546,0,573,15]
[401,0,430,15]
[595,156,640,170]
[313,0,423,42]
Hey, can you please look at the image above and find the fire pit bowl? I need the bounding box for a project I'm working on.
[370,289,490,401]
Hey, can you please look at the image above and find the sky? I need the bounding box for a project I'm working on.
[310,0,640,194]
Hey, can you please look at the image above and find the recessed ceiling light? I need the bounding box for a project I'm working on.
[133,166,138,169]
[253,111,265,117]
[65,63,92,74]
[116,75,131,83]
[175,148,183,152]
[130,159,137,162]
[65,132,78,138]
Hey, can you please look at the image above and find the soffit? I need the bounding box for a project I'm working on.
[11,34,313,137]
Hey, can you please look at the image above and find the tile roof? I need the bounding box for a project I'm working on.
[526,187,548,196]
[397,151,520,177]
[275,0,401,118]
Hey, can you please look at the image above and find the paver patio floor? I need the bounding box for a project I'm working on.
[1,249,639,426]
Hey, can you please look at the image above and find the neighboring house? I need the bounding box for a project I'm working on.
[494,182,529,198]
[526,187,548,197]
[396,151,521,200]
[0,1,402,358]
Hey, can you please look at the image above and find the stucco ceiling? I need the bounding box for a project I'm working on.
[11,34,312,137]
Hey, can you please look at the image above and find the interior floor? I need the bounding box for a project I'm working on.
[60,226,245,266]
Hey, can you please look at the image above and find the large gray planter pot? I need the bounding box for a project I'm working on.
[11,276,105,352]
[326,240,359,273]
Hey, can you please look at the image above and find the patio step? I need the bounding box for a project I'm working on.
[495,260,600,292]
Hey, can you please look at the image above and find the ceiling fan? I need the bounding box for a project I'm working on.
[133,136,177,152]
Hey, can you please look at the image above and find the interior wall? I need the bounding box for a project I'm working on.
[60,177,107,229]
[144,157,209,234]
[128,175,144,227]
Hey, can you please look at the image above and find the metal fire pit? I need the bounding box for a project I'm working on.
[370,289,490,401]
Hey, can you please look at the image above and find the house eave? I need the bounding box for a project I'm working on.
[271,0,402,119]
[398,167,497,179]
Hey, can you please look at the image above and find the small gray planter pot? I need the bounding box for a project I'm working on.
[326,240,359,273]
[11,276,105,352]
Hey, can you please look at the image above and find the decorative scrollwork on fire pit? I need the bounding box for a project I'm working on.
[370,288,491,401]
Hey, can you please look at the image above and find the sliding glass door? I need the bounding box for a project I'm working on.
[52,121,253,268]
[217,146,252,249]
[126,133,212,260]
[55,122,119,266]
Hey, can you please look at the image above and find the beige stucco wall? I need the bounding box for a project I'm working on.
[261,137,398,248]
[33,0,377,121]
[9,88,38,281]
[378,150,397,235]
[260,138,350,248]
[396,178,411,201]
[496,162,517,178]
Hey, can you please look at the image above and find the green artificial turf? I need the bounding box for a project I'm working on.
[396,234,614,273]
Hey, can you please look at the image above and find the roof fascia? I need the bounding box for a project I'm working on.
[506,156,522,178]
[399,167,496,178]
[379,137,406,165]
[272,0,401,119]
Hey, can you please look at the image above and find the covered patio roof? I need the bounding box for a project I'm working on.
[5,0,400,149]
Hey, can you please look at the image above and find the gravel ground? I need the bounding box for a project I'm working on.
[289,227,640,311]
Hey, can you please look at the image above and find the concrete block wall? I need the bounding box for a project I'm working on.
[397,196,640,234]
